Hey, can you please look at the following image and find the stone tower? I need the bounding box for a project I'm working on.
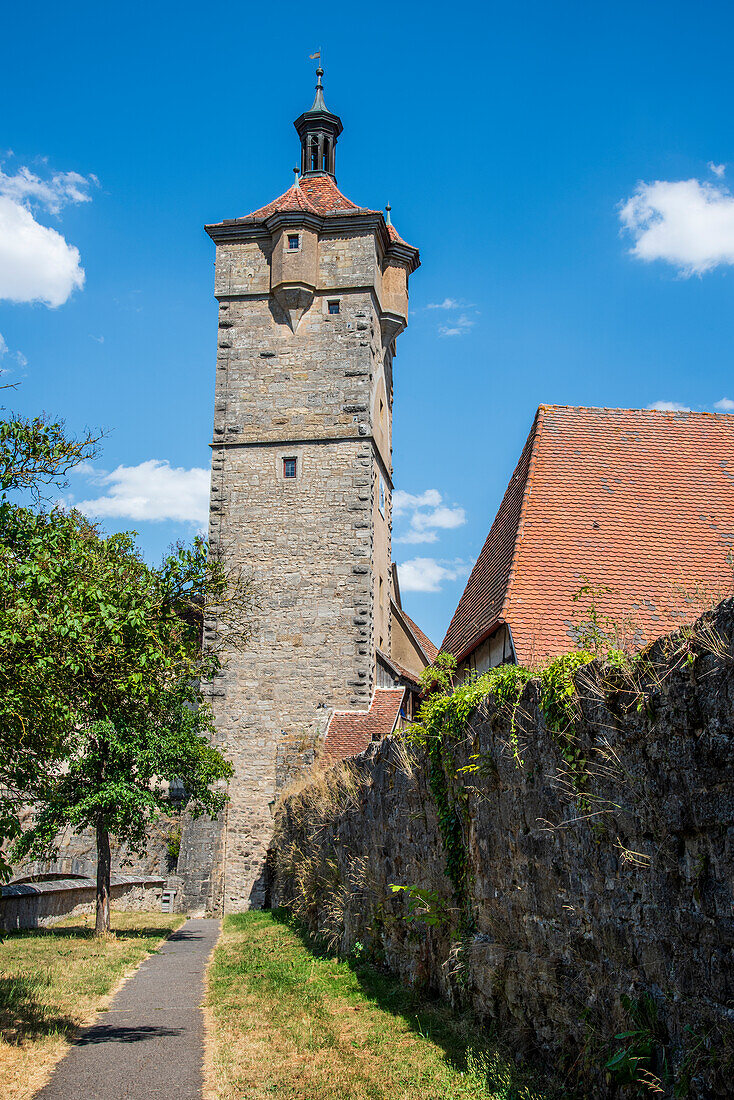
[182,69,419,913]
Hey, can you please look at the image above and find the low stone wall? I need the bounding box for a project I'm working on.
[270,600,734,1098]
[0,875,165,931]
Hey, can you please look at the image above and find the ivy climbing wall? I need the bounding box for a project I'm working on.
[270,599,734,1099]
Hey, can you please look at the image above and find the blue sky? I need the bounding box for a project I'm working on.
[2,0,734,646]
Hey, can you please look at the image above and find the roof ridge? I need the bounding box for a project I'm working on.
[538,404,731,418]
[393,604,438,663]
[330,685,404,716]
[499,406,545,628]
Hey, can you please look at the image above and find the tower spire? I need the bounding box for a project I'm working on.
[294,65,343,179]
[311,66,326,111]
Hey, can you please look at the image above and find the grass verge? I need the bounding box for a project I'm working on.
[205,909,557,1100]
[0,909,184,1100]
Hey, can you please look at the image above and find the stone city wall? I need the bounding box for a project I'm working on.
[270,600,734,1098]
[0,876,165,931]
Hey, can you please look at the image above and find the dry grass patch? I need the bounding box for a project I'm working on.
[0,909,184,1099]
[205,910,555,1100]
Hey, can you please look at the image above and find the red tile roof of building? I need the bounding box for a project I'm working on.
[244,175,374,220]
[322,688,405,763]
[400,609,439,664]
[387,223,410,246]
[442,406,734,665]
[210,176,418,251]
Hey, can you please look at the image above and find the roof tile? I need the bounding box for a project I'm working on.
[442,406,734,664]
[211,176,417,251]
[322,688,405,763]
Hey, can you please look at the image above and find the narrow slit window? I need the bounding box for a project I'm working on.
[328,300,340,315]
[287,234,300,251]
[283,457,297,479]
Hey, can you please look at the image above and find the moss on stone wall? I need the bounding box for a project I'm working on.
[270,599,734,1099]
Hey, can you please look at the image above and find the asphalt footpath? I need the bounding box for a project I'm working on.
[36,917,221,1100]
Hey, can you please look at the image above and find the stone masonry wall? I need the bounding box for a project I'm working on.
[175,206,411,914]
[203,438,376,911]
[271,600,734,1098]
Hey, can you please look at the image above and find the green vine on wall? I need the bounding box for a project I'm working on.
[410,648,606,916]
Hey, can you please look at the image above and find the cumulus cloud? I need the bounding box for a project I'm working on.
[709,162,726,179]
[0,165,96,216]
[715,397,734,412]
[0,160,95,308]
[0,196,85,307]
[647,401,692,412]
[393,488,466,545]
[619,178,734,275]
[76,460,210,526]
[398,557,470,594]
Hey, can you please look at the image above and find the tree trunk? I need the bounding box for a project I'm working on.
[95,822,111,935]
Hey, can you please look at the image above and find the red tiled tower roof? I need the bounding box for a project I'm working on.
[207,176,418,255]
[322,688,405,763]
[442,406,734,665]
[237,176,376,222]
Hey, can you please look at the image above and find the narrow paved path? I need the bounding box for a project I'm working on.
[37,917,220,1100]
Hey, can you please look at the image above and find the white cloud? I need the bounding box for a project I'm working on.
[647,401,692,412]
[439,314,475,338]
[393,488,466,545]
[0,165,96,216]
[398,557,470,594]
[619,178,734,275]
[709,162,726,179]
[423,297,478,336]
[0,195,85,307]
[76,460,210,526]
[715,397,734,412]
[0,331,27,372]
[0,160,95,308]
[427,298,462,310]
[393,489,442,515]
[89,334,104,343]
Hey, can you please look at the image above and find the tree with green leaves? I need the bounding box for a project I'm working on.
[0,410,101,874]
[6,514,248,933]
[0,408,251,933]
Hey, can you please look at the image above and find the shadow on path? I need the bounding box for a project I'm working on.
[76,1024,182,1045]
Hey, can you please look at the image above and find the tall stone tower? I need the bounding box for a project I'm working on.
[188,69,419,913]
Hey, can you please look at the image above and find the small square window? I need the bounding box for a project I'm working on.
[283,457,297,479]
[287,234,300,251]
[327,300,340,315]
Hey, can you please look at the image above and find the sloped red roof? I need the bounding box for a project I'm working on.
[387,223,410,246]
[322,688,405,763]
[247,175,374,220]
[209,176,418,252]
[400,609,438,663]
[213,176,374,227]
[442,406,734,665]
